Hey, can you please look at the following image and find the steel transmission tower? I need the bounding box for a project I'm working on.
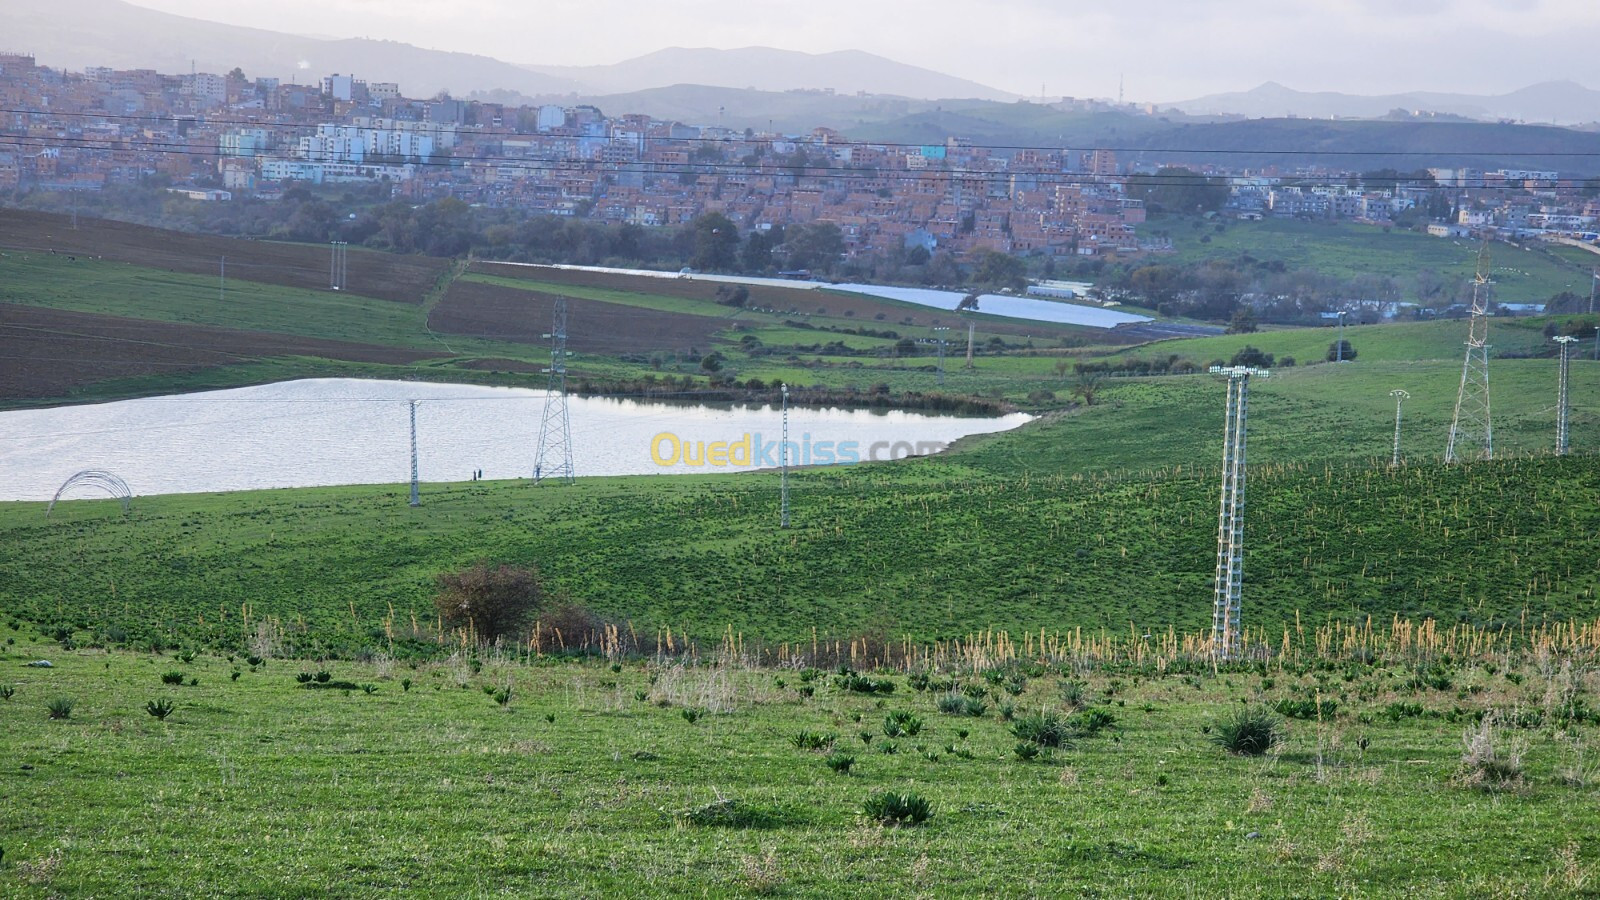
[780,382,790,528]
[1389,390,1409,468]
[329,241,348,291]
[1555,335,1577,455]
[1209,364,1268,658]
[533,298,575,484]
[1446,246,1494,464]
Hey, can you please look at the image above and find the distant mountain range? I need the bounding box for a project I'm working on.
[9,0,1012,101]
[522,47,1012,101]
[1167,81,1600,126]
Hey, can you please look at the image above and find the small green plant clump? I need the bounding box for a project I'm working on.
[46,697,73,720]
[791,730,837,751]
[160,671,185,685]
[145,698,175,720]
[1275,696,1338,720]
[1060,680,1086,710]
[937,693,988,717]
[862,791,931,827]
[674,797,779,829]
[883,711,924,738]
[295,672,314,684]
[824,752,856,775]
[0,685,14,701]
[1068,708,1117,736]
[1012,711,1073,748]
[681,707,703,724]
[835,671,896,694]
[1212,706,1284,756]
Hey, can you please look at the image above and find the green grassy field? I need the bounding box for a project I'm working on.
[2,627,1597,897]
[1165,219,1597,303]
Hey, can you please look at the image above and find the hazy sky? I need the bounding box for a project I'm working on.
[124,0,1598,100]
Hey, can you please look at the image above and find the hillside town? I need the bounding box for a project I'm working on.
[2,53,1599,262]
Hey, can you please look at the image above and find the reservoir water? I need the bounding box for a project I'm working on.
[0,379,1032,500]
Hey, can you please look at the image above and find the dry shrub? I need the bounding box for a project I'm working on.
[1245,787,1274,814]
[1458,711,1527,792]
[434,561,543,644]
[18,849,64,885]
[739,847,784,894]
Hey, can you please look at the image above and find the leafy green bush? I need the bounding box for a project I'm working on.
[791,730,837,751]
[825,752,856,775]
[835,672,896,694]
[246,655,264,667]
[937,693,986,716]
[1274,697,1338,720]
[314,671,331,684]
[1012,711,1072,748]
[1211,706,1283,756]
[1382,701,1427,721]
[365,684,381,697]
[401,678,413,692]
[1060,680,1086,709]
[160,671,184,685]
[145,698,175,720]
[0,685,14,701]
[1068,708,1117,736]
[862,791,931,827]
[295,672,313,684]
[1013,741,1042,761]
[883,711,923,738]
[46,697,73,720]
[681,708,702,724]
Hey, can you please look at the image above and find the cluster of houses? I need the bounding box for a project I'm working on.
[3,53,1598,261]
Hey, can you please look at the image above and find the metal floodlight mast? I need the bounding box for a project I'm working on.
[533,297,575,485]
[780,382,790,529]
[1447,245,1494,464]
[1555,335,1578,456]
[1389,390,1410,468]
[1208,364,1269,659]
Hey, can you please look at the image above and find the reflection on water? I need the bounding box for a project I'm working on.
[0,379,1032,500]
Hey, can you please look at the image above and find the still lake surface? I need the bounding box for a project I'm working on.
[0,379,1033,500]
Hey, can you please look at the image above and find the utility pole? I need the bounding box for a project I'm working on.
[408,399,420,507]
[1336,310,1348,362]
[534,298,574,484]
[1555,335,1577,456]
[219,256,225,303]
[1389,390,1409,468]
[1209,364,1269,659]
[780,382,790,529]
[932,326,949,386]
[964,321,975,369]
[1447,245,1494,463]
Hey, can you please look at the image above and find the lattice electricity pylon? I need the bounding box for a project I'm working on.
[1555,335,1578,455]
[1446,245,1494,464]
[780,382,790,529]
[533,297,575,485]
[329,241,348,291]
[1389,390,1410,468]
[1209,364,1268,659]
